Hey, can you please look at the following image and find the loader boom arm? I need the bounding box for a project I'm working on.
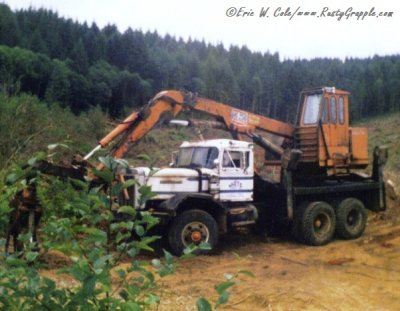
[90,90,294,160]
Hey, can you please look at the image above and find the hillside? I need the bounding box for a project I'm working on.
[359,113,400,193]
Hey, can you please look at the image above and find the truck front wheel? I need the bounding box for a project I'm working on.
[335,198,367,240]
[168,209,218,255]
[299,201,336,246]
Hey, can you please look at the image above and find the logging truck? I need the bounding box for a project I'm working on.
[6,87,388,255]
[83,87,387,254]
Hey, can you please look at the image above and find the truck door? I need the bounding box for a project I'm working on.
[320,95,350,167]
[335,95,349,152]
[219,149,253,202]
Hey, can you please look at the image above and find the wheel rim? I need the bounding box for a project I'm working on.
[313,213,331,238]
[347,209,361,228]
[181,221,209,247]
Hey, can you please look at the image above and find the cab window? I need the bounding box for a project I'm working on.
[330,97,337,124]
[303,94,321,125]
[321,98,329,124]
[338,96,345,124]
[223,150,242,168]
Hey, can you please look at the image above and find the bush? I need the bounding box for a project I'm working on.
[0,154,174,310]
[0,150,250,310]
[0,94,107,169]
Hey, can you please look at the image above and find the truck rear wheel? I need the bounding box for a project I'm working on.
[335,198,367,240]
[292,201,309,243]
[168,209,218,255]
[299,201,336,246]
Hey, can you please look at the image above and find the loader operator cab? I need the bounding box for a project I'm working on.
[295,87,368,173]
[300,87,348,128]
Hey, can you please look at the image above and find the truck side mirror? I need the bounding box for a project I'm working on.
[213,159,220,168]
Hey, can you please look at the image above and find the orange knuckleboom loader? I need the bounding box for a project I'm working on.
[89,87,371,178]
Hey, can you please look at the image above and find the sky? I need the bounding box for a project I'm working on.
[5,0,400,60]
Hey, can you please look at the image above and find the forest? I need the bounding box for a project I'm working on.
[1,3,400,122]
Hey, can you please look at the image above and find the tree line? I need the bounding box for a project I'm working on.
[1,3,400,121]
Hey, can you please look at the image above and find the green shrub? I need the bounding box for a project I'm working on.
[0,154,174,310]
[0,94,107,169]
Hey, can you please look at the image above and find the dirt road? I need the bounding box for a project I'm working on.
[39,199,400,311]
[156,200,400,311]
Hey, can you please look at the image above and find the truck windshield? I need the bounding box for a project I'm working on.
[303,94,322,125]
[176,147,219,169]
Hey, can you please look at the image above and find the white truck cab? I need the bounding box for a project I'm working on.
[118,139,257,255]
[131,139,254,203]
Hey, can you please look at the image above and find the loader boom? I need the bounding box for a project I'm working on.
[89,90,294,160]
[87,87,369,176]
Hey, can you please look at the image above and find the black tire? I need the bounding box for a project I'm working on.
[335,198,367,240]
[292,201,310,243]
[168,209,218,255]
[299,201,336,246]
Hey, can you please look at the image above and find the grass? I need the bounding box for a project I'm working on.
[357,112,400,192]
